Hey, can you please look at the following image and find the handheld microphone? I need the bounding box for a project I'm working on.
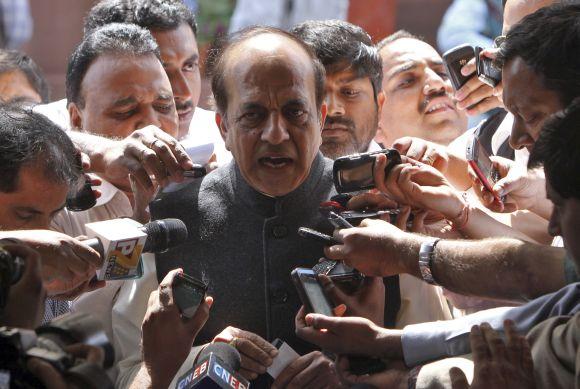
[84,218,187,280]
[176,343,249,389]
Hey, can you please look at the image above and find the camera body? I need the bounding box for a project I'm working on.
[333,149,401,193]
[0,246,25,312]
[0,313,114,389]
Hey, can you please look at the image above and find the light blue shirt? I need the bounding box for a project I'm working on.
[402,282,580,366]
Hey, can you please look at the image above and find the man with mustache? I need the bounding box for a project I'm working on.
[291,20,384,160]
[376,30,468,147]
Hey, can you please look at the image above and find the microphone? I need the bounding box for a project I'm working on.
[176,343,249,389]
[84,218,187,280]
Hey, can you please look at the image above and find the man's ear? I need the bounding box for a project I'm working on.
[215,112,231,151]
[375,91,387,144]
[377,91,386,118]
[68,102,83,131]
[319,103,327,129]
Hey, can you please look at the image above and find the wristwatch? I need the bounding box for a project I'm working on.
[419,238,441,285]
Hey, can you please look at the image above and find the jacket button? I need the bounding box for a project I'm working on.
[272,225,288,239]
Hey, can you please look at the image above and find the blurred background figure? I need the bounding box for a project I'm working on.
[437,0,503,53]
[0,49,48,104]
[0,0,33,49]
[228,0,349,32]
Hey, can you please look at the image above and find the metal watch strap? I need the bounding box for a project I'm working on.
[419,238,441,285]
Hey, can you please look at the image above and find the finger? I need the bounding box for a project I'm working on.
[460,57,476,76]
[26,358,67,389]
[295,305,307,330]
[410,210,427,233]
[455,74,480,102]
[129,164,155,191]
[457,84,493,110]
[158,268,183,308]
[405,141,428,161]
[70,240,103,269]
[469,325,490,365]
[521,339,534,374]
[273,352,317,389]
[80,152,91,171]
[465,96,502,116]
[239,351,269,374]
[347,192,397,211]
[318,274,348,307]
[324,244,347,261]
[235,337,274,368]
[65,343,105,366]
[395,206,411,231]
[481,322,507,362]
[391,137,412,154]
[504,319,523,366]
[185,296,213,334]
[239,367,259,381]
[150,129,193,170]
[150,139,182,182]
[305,313,339,331]
[138,147,169,187]
[449,367,470,389]
[284,352,333,389]
[373,153,388,195]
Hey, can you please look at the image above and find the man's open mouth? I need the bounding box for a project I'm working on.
[259,156,293,168]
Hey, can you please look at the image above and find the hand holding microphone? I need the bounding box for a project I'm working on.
[83,218,188,280]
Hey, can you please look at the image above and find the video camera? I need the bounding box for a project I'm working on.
[0,246,25,312]
[0,312,114,389]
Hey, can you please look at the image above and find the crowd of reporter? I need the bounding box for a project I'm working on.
[0,0,578,388]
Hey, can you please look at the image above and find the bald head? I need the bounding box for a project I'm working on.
[503,0,557,34]
[208,27,325,116]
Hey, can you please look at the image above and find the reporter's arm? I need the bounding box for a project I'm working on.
[432,239,565,301]
[402,282,580,367]
[327,222,565,302]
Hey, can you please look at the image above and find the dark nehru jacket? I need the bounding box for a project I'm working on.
[150,152,336,354]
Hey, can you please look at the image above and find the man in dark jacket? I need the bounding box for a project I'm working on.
[151,26,347,387]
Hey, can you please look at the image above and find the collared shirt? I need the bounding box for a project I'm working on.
[0,0,32,49]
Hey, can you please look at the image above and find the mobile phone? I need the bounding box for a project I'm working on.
[291,268,334,316]
[182,164,207,178]
[475,46,502,88]
[466,136,504,202]
[297,227,339,245]
[172,272,208,319]
[66,175,97,212]
[328,211,354,229]
[442,44,475,91]
[312,259,364,293]
[333,149,402,193]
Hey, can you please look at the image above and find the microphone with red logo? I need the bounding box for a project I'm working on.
[176,343,249,389]
[84,218,187,280]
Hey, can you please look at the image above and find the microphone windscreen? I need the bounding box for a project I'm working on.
[142,218,188,253]
[198,343,241,371]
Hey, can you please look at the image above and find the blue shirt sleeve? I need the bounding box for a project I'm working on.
[402,283,580,366]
